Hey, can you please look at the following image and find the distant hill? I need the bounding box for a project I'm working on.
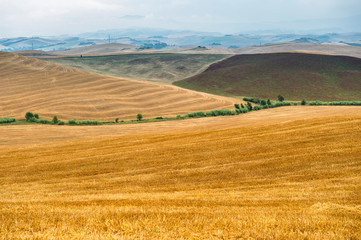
[14,50,58,57]
[174,53,361,101]
[43,53,230,83]
[0,51,236,121]
[51,43,138,55]
[292,38,320,44]
[230,43,361,59]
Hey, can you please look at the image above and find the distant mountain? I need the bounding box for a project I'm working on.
[1,28,361,52]
[292,38,320,44]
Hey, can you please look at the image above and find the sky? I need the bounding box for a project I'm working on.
[1,0,361,37]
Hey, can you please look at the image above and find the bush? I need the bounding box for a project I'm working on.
[260,100,267,106]
[34,113,39,119]
[278,95,284,102]
[185,111,206,118]
[309,100,325,106]
[236,108,248,114]
[137,113,143,121]
[53,116,58,124]
[253,106,262,111]
[234,104,240,109]
[241,103,245,109]
[328,101,361,106]
[39,119,52,124]
[266,102,292,108]
[206,109,235,117]
[155,117,163,119]
[301,99,307,105]
[243,97,260,104]
[58,120,65,125]
[267,99,271,105]
[78,120,102,125]
[246,102,253,111]
[115,118,119,123]
[68,119,77,125]
[0,117,16,124]
[25,112,34,121]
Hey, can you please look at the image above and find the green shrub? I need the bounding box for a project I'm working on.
[243,97,260,104]
[39,119,52,124]
[253,106,262,111]
[246,102,253,111]
[78,120,102,125]
[278,95,284,102]
[267,99,271,105]
[260,100,267,106]
[301,99,307,105]
[328,101,361,106]
[115,118,119,123]
[234,104,240,109]
[137,113,143,121]
[186,111,206,118]
[267,102,292,108]
[206,109,235,117]
[309,100,325,106]
[176,114,181,119]
[0,117,16,124]
[58,120,65,125]
[34,113,39,119]
[53,116,58,124]
[241,103,245,109]
[68,119,77,125]
[155,117,163,119]
[25,112,34,121]
[236,108,248,114]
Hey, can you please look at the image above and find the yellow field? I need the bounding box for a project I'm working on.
[0,52,236,121]
[1,106,360,239]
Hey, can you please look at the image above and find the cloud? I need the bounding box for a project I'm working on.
[0,0,360,37]
[120,15,145,20]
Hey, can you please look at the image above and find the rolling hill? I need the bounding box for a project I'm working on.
[0,51,237,121]
[174,52,361,101]
[42,53,230,83]
[50,43,138,55]
[1,106,360,238]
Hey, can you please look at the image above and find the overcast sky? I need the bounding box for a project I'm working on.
[1,0,360,37]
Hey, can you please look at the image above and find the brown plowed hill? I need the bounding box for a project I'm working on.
[174,52,361,101]
[0,51,237,121]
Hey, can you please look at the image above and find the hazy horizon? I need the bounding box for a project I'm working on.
[1,0,361,38]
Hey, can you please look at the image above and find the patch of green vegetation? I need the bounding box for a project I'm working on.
[43,53,230,83]
[0,118,16,124]
[174,53,361,101]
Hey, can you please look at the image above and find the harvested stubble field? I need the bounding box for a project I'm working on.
[1,106,361,239]
[0,51,236,121]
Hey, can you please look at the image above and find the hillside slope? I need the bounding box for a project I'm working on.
[43,53,230,83]
[174,52,361,101]
[50,43,138,55]
[0,51,236,121]
[1,109,360,238]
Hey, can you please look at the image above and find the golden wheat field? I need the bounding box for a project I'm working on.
[0,52,236,121]
[1,106,360,239]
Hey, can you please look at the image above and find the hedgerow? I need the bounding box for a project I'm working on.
[243,97,260,104]
[0,117,16,124]
[185,111,206,118]
[206,109,235,117]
